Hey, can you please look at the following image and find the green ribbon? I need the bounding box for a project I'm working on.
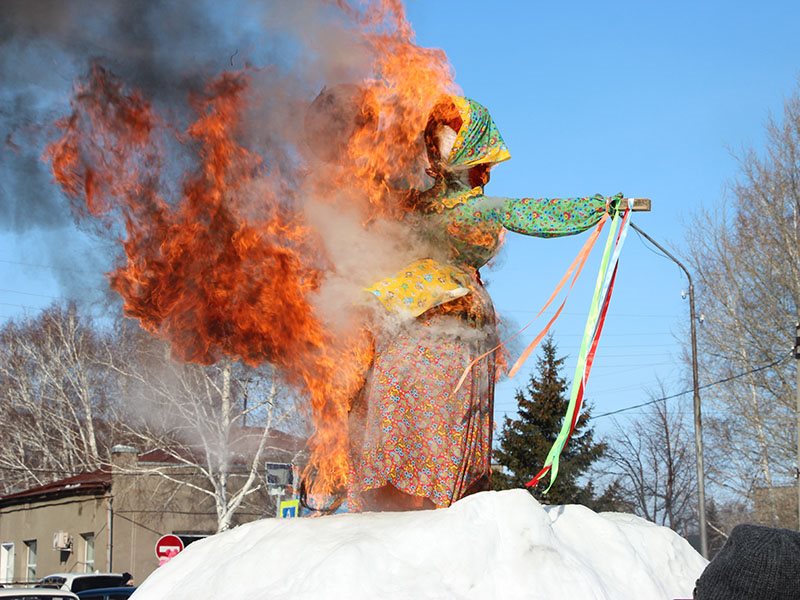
[540,210,622,492]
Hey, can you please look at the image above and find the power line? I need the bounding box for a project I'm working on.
[632,227,681,267]
[588,351,675,358]
[0,288,60,299]
[591,362,677,369]
[506,331,677,338]
[593,350,793,419]
[497,351,793,419]
[0,258,95,274]
[0,301,48,310]
[502,309,681,318]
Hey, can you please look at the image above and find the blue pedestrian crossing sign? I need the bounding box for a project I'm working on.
[280,499,300,518]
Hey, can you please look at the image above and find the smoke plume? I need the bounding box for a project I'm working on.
[2,0,460,496]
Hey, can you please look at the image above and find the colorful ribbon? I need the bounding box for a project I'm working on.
[452,213,609,396]
[526,202,633,491]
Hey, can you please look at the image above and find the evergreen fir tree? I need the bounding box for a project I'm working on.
[493,335,608,507]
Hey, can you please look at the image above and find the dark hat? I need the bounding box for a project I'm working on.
[694,524,800,600]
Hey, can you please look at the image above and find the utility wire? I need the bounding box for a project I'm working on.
[0,301,48,310]
[0,288,60,299]
[632,227,680,265]
[593,350,793,419]
[503,309,680,318]
[0,258,95,274]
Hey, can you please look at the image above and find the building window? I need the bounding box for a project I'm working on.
[24,540,36,581]
[0,543,14,584]
[81,533,95,573]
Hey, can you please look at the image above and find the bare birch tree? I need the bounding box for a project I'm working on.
[604,392,697,536]
[105,321,307,532]
[0,303,307,531]
[0,304,116,494]
[685,88,800,519]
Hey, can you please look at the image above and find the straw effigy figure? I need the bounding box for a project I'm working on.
[346,96,622,511]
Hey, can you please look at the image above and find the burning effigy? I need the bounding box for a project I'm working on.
[40,1,634,511]
[343,95,625,511]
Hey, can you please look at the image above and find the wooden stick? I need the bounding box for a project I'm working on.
[627,198,651,212]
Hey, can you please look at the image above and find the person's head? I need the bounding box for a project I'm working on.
[423,96,510,188]
[693,524,800,600]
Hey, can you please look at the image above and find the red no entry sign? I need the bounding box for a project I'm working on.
[155,534,184,561]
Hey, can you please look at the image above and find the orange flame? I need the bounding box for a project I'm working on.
[341,1,457,219]
[45,1,457,499]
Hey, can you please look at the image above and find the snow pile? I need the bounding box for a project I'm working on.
[132,490,706,600]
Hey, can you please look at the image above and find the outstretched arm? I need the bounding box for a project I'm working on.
[481,193,622,238]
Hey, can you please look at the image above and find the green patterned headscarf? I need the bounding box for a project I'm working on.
[445,96,511,169]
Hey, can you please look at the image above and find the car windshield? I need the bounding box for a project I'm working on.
[70,578,125,593]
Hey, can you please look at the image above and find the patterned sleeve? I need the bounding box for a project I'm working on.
[489,193,619,238]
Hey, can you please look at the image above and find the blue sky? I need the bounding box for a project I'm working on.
[403,1,800,431]
[1,1,799,437]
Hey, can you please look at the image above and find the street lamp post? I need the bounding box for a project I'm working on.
[630,222,708,559]
[795,322,800,531]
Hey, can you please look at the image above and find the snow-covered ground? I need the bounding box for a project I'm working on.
[132,489,706,600]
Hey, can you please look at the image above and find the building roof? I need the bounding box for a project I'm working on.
[0,469,111,508]
[0,429,305,508]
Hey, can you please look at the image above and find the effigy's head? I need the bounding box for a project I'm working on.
[304,84,379,164]
[424,96,511,186]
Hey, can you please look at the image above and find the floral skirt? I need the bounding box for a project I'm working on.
[348,281,496,509]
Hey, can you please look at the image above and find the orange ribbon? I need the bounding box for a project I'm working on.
[452,213,609,394]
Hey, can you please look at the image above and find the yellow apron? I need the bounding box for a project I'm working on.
[365,258,472,318]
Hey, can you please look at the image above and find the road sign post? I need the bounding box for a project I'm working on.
[155,534,184,566]
[280,499,300,518]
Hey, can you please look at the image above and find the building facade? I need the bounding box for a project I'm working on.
[0,470,110,585]
[753,484,799,530]
[0,434,303,586]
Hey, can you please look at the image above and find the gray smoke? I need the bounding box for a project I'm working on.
[1,0,218,230]
[0,0,370,232]
[0,0,390,326]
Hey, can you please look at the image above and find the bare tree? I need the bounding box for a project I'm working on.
[0,304,117,494]
[105,322,307,532]
[685,87,800,519]
[0,303,307,531]
[604,391,697,536]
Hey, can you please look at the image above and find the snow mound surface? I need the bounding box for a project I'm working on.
[132,490,706,600]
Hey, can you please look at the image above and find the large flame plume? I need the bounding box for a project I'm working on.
[44,1,457,497]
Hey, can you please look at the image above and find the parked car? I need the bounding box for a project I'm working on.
[35,574,132,594]
[0,589,79,599]
[75,588,135,600]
